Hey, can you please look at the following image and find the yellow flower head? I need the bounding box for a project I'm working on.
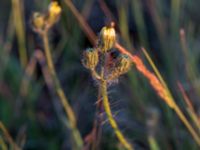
[82,48,99,70]
[32,12,45,30]
[48,1,62,16]
[47,1,62,26]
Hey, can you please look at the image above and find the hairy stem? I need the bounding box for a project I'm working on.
[100,80,133,150]
[42,31,83,149]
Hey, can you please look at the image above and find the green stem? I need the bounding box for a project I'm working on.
[142,48,200,145]
[100,80,133,150]
[148,135,160,150]
[173,105,200,146]
[42,31,83,149]
[12,0,27,68]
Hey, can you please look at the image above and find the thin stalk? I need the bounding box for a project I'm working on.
[141,47,175,104]
[173,105,200,145]
[142,47,200,145]
[170,0,181,36]
[84,70,104,150]
[187,109,200,133]
[42,31,75,125]
[148,136,160,150]
[91,90,103,150]
[118,4,133,50]
[0,136,7,150]
[178,82,200,132]
[20,54,37,97]
[100,80,133,150]
[12,0,27,68]
[35,50,83,150]
[131,0,149,48]
[0,121,20,150]
[141,48,167,89]
[41,31,83,149]
[63,0,97,45]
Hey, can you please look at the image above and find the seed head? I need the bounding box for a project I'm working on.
[32,12,45,30]
[82,48,99,70]
[98,24,116,53]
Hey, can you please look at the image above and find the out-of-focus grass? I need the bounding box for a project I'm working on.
[0,0,200,149]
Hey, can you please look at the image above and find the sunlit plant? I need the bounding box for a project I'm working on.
[82,23,133,150]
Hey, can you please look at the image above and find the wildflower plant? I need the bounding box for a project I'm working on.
[32,2,83,149]
[82,23,133,150]
[1,0,200,149]
[32,1,61,33]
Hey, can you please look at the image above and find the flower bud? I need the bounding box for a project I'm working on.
[98,25,116,53]
[82,48,99,70]
[32,12,45,30]
[108,54,132,80]
[116,54,132,73]
[46,1,62,26]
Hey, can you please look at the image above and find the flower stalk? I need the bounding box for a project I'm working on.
[100,79,133,150]
[41,21,83,150]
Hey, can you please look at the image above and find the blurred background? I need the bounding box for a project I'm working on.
[1,0,200,149]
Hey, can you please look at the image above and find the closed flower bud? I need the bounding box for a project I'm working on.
[108,54,132,80]
[32,12,45,30]
[46,1,62,26]
[98,25,116,53]
[82,48,99,70]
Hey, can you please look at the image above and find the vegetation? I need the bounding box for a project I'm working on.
[0,0,200,150]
